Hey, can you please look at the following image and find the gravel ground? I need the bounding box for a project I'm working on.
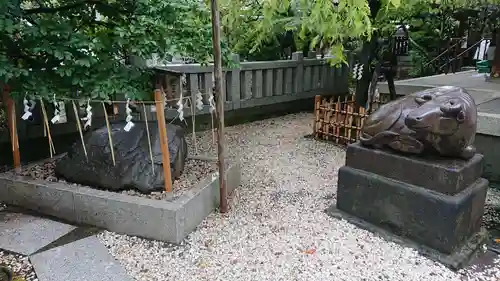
[460,257,500,281]
[0,165,9,174]
[484,189,500,231]
[0,250,37,281]
[12,157,216,200]
[98,113,500,281]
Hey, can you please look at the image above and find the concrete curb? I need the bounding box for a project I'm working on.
[477,112,500,137]
[0,160,241,244]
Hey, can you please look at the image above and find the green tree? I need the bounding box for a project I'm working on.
[0,0,228,100]
[221,0,500,65]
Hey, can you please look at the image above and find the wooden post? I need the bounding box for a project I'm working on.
[210,0,228,213]
[313,95,320,136]
[2,85,20,169]
[154,90,173,192]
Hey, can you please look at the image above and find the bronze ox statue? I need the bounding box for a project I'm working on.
[360,86,477,160]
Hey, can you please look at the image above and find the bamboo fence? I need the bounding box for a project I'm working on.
[313,94,391,146]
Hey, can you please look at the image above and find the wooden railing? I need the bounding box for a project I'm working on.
[152,52,349,119]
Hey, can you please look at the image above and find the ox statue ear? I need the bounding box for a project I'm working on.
[415,94,433,105]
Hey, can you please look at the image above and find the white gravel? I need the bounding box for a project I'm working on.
[0,250,37,281]
[98,112,499,281]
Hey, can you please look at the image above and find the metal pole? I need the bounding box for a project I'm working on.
[210,0,228,213]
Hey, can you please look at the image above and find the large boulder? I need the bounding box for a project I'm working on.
[55,122,188,193]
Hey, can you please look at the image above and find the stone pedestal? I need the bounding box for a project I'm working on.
[335,142,489,267]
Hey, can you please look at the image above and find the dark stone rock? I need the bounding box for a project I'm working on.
[336,150,489,255]
[345,142,483,195]
[55,122,187,193]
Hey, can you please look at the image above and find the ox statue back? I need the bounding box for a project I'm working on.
[360,86,477,160]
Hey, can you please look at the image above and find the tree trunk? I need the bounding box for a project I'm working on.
[492,28,500,78]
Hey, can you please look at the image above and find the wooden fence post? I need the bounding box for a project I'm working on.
[2,85,21,169]
[229,54,241,109]
[154,89,173,192]
[292,52,304,94]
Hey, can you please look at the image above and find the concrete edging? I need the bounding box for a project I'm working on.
[477,112,500,137]
[0,160,241,244]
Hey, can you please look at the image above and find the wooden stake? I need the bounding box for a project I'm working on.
[101,102,116,166]
[72,101,88,161]
[39,98,55,158]
[334,96,340,143]
[154,90,173,192]
[347,97,353,143]
[142,103,154,174]
[2,87,20,169]
[190,99,199,155]
[313,95,320,137]
[211,111,216,145]
[210,0,228,213]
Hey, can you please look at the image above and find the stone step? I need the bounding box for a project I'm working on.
[0,212,76,255]
[30,235,132,281]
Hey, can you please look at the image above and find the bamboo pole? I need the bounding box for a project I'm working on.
[101,102,116,166]
[210,0,228,213]
[71,101,88,161]
[142,103,154,175]
[2,86,20,169]
[313,95,320,137]
[39,98,55,157]
[154,90,173,192]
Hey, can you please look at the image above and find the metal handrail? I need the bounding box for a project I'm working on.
[424,38,463,68]
[438,38,491,70]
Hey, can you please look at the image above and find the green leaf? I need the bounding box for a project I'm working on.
[76,59,91,67]
[0,0,223,100]
[54,50,65,60]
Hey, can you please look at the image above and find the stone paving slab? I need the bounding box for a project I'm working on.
[478,98,500,114]
[379,71,500,113]
[30,235,133,281]
[0,212,76,255]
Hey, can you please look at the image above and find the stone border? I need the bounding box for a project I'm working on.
[477,112,500,137]
[0,159,241,244]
